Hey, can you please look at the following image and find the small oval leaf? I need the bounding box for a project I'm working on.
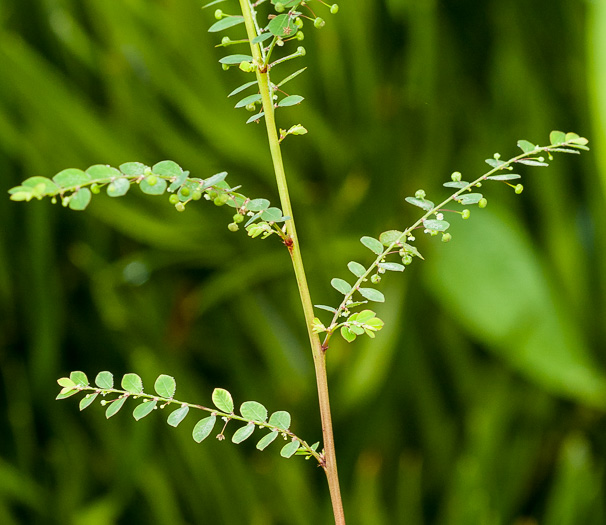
[240,401,268,423]
[193,415,217,443]
[405,197,434,211]
[423,219,450,232]
[256,431,278,450]
[95,371,114,389]
[378,262,405,272]
[105,396,128,418]
[360,236,383,255]
[70,371,89,387]
[133,399,157,421]
[456,193,484,205]
[167,405,189,427]
[379,230,404,246]
[121,373,143,394]
[331,278,352,295]
[208,16,245,32]
[358,288,385,303]
[79,393,98,411]
[107,178,130,197]
[154,375,176,398]
[280,439,300,458]
[278,95,304,107]
[212,388,234,413]
[68,188,92,210]
[268,410,291,430]
[348,261,366,278]
[232,422,255,444]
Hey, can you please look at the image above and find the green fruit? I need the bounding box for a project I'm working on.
[91,183,101,194]
[214,9,223,20]
[461,209,471,219]
[441,233,452,243]
[314,17,325,29]
[233,213,244,224]
[415,189,426,199]
[295,17,303,29]
[169,194,180,205]
[275,2,285,12]
[222,64,230,71]
[192,191,202,201]
[478,198,488,208]
[214,194,229,206]
[297,46,306,56]
[175,202,185,212]
[402,255,413,265]
[228,222,239,232]
[514,184,524,194]
[296,31,304,41]
[145,175,157,186]
[245,103,256,112]
[451,171,462,182]
[221,36,231,46]
[330,4,339,14]
[179,186,190,197]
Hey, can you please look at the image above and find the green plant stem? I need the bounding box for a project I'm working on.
[238,1,346,523]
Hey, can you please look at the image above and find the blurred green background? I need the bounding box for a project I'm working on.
[2,0,606,523]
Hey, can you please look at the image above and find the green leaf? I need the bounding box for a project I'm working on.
[193,415,217,443]
[351,310,376,323]
[443,181,469,189]
[133,399,157,421]
[235,93,262,108]
[52,168,91,188]
[379,230,404,246]
[517,140,536,153]
[201,171,228,190]
[260,207,283,222]
[219,54,253,65]
[278,95,304,107]
[331,278,352,295]
[268,410,291,430]
[56,389,79,400]
[423,219,450,232]
[232,422,255,443]
[340,326,357,343]
[68,188,92,210]
[456,193,484,205]
[549,130,567,144]
[70,371,89,387]
[246,198,270,212]
[79,393,98,411]
[517,159,549,167]
[268,14,297,38]
[246,111,265,124]
[86,164,121,180]
[208,16,245,32]
[154,375,176,398]
[256,431,278,450]
[402,243,424,259]
[405,197,434,211]
[361,236,384,255]
[228,81,258,97]
[486,174,521,181]
[58,377,76,389]
[276,68,307,89]
[280,440,300,458]
[167,405,189,427]
[121,373,143,394]
[119,162,147,176]
[252,32,274,45]
[358,288,385,302]
[95,371,114,389]
[168,171,190,192]
[107,178,130,197]
[212,388,234,413]
[378,262,405,272]
[314,304,337,313]
[105,396,128,418]
[152,160,183,178]
[140,176,168,195]
[21,176,59,195]
[240,401,268,423]
[348,261,366,278]
[56,388,80,400]
[485,158,506,168]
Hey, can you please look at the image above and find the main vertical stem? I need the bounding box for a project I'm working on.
[238,2,345,523]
